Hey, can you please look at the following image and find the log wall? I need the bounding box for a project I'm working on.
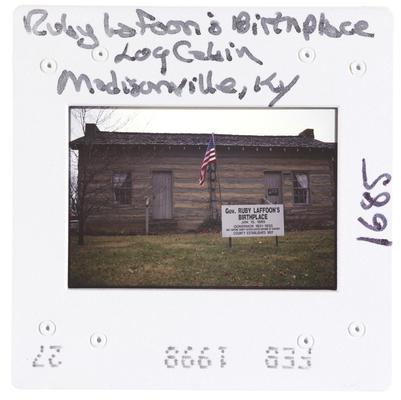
[78,145,336,234]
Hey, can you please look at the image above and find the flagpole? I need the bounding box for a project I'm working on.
[212,133,223,220]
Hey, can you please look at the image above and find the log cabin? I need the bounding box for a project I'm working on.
[70,123,336,234]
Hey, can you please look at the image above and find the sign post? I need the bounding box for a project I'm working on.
[145,197,151,235]
[222,205,285,239]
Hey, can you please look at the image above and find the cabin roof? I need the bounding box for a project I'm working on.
[70,127,336,150]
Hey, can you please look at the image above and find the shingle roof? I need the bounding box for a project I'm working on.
[70,130,335,150]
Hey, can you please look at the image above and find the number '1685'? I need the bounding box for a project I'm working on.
[357,158,392,246]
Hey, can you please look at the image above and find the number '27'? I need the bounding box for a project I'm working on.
[357,158,392,246]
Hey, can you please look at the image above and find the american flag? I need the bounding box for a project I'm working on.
[199,135,217,186]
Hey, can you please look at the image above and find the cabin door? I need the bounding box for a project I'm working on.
[152,171,173,219]
[264,172,282,204]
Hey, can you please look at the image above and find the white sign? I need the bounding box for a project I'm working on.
[221,204,284,238]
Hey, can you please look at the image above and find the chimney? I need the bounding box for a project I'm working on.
[298,128,314,139]
[84,123,100,140]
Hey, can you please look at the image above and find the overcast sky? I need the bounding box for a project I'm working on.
[70,108,336,142]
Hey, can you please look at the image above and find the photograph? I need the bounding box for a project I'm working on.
[68,107,337,289]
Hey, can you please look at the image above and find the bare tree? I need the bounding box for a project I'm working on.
[76,143,115,245]
[70,108,130,245]
[71,107,130,136]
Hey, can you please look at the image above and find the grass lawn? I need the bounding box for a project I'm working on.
[69,230,336,289]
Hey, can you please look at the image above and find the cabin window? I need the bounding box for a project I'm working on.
[112,172,132,205]
[293,173,310,204]
[264,172,282,204]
